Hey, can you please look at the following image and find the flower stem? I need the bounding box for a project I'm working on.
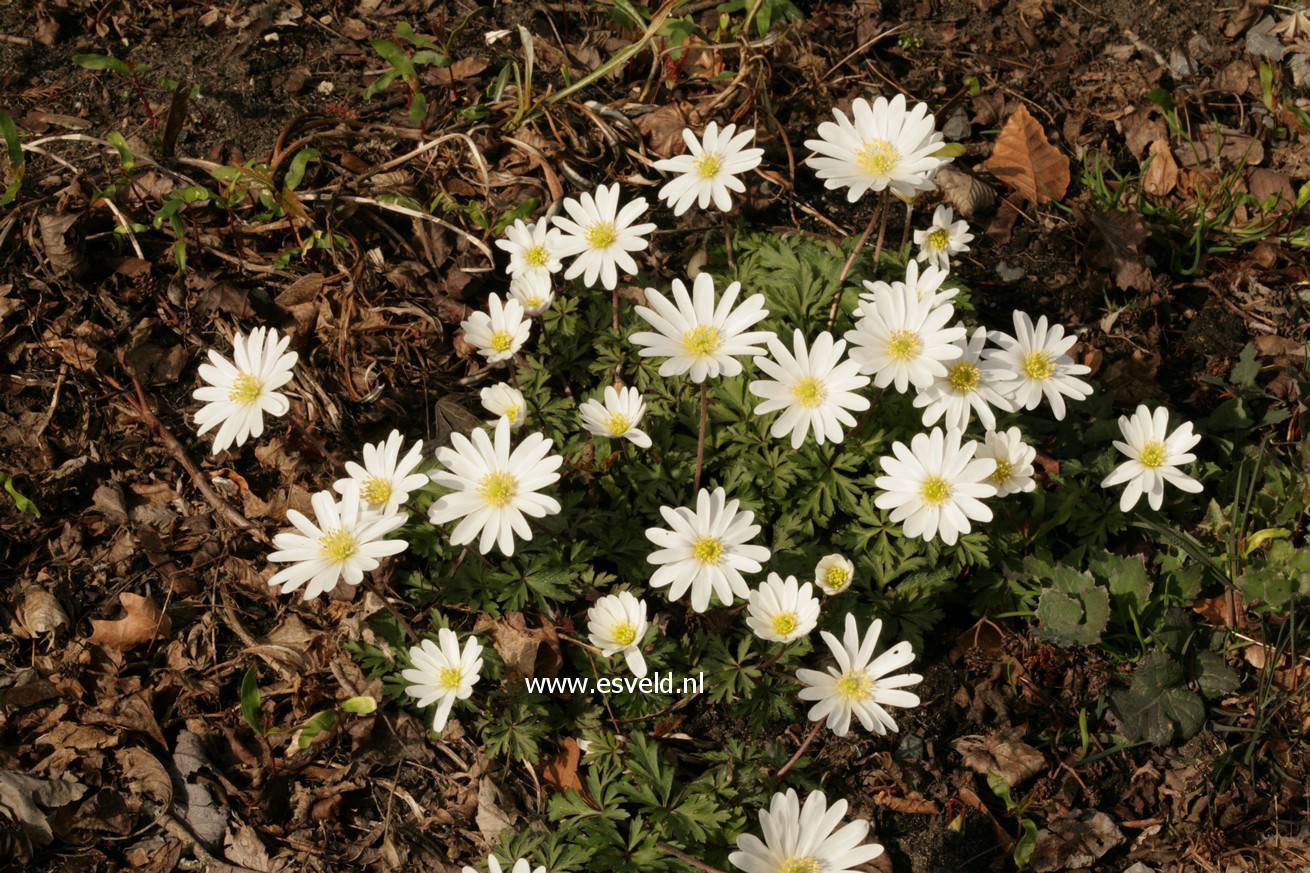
[694,381,709,493]
[657,841,727,873]
[826,193,889,331]
[723,214,734,269]
[900,199,914,253]
[771,719,825,781]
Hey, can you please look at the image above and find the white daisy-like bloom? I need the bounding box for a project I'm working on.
[480,382,526,428]
[804,94,950,202]
[332,429,428,517]
[508,270,555,316]
[729,788,884,873]
[587,591,651,678]
[1101,405,1203,511]
[984,311,1093,421]
[748,330,871,449]
[427,416,563,556]
[629,272,774,384]
[267,489,408,600]
[645,487,771,613]
[461,294,532,364]
[845,282,965,394]
[854,259,959,317]
[796,613,923,737]
[652,122,764,216]
[551,183,657,290]
[192,327,298,455]
[874,427,997,545]
[402,628,484,735]
[814,554,855,596]
[494,218,562,278]
[746,574,821,644]
[461,858,544,873]
[977,427,1037,497]
[914,204,974,272]
[911,327,1013,432]
[579,385,652,448]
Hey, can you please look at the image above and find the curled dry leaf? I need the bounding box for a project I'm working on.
[1143,139,1178,196]
[1029,809,1125,872]
[16,587,69,637]
[934,166,997,218]
[89,593,172,649]
[985,104,1070,205]
[953,726,1046,786]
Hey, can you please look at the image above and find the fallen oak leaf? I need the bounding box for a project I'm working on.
[89,593,172,648]
[542,737,584,794]
[985,104,1070,205]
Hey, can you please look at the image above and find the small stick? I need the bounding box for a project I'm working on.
[771,719,825,780]
[826,194,888,330]
[656,842,728,873]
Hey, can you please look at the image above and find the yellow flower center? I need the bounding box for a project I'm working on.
[886,329,923,362]
[856,138,900,177]
[525,294,545,307]
[501,404,522,423]
[778,858,821,873]
[691,535,724,564]
[770,611,800,637]
[1022,350,1056,381]
[477,471,518,508]
[791,376,827,409]
[824,566,850,590]
[989,459,1014,485]
[694,151,722,179]
[1138,440,1166,468]
[524,243,550,268]
[835,670,872,701]
[919,475,952,507]
[611,622,637,647]
[438,666,462,690]
[228,373,264,405]
[584,221,617,249]
[926,227,951,251]
[360,476,393,506]
[489,330,515,354]
[946,361,981,393]
[318,528,358,563]
[683,324,722,357]
[606,412,631,435]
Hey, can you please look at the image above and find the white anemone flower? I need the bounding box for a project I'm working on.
[874,427,997,545]
[653,122,764,215]
[977,427,1038,497]
[911,327,1013,432]
[332,429,428,517]
[845,282,965,393]
[729,788,884,873]
[480,382,526,428]
[814,554,855,596]
[551,183,657,290]
[587,592,651,678]
[495,219,562,278]
[461,858,544,873]
[746,574,820,644]
[579,385,652,448]
[914,204,974,272]
[427,417,563,556]
[192,327,298,454]
[462,294,532,364]
[508,270,555,316]
[645,487,771,612]
[630,272,774,383]
[796,613,923,737]
[984,311,1093,421]
[267,489,408,600]
[804,94,950,202]
[855,259,959,317]
[748,330,871,449]
[1101,405,1203,511]
[402,628,484,735]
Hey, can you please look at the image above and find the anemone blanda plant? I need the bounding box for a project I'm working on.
[496,219,562,279]
[579,384,653,448]
[462,294,532,364]
[267,489,408,600]
[985,311,1093,421]
[551,182,656,290]
[332,429,428,517]
[587,591,651,678]
[796,613,923,737]
[192,327,298,455]
[913,204,973,272]
[729,788,885,873]
[745,573,820,644]
[845,280,965,394]
[874,427,997,545]
[402,627,484,735]
[653,121,764,216]
[1101,404,1202,511]
[748,329,871,449]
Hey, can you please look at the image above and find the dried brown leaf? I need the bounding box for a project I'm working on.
[1086,210,1153,292]
[89,593,172,649]
[15,587,69,637]
[935,167,997,218]
[985,104,1070,204]
[1143,139,1178,196]
[953,727,1046,786]
[1030,809,1124,872]
[542,738,583,794]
